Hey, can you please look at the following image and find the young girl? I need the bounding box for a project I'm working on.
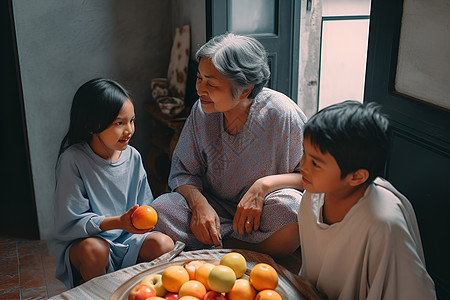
[49,78,174,289]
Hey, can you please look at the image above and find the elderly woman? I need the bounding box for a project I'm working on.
[152,33,306,257]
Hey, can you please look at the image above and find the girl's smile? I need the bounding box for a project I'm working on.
[118,137,130,144]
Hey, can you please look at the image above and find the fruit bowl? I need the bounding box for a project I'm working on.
[156,96,185,117]
[111,258,298,300]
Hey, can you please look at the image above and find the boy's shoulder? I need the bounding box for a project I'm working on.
[362,178,417,228]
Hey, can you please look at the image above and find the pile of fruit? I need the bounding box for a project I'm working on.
[128,252,283,300]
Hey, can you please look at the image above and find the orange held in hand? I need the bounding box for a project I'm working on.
[132,205,158,229]
[249,263,278,291]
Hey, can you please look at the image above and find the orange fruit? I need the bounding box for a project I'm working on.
[162,265,190,293]
[255,289,282,300]
[220,252,247,278]
[195,262,215,290]
[249,263,278,291]
[184,260,206,280]
[178,297,199,300]
[132,205,158,229]
[178,280,207,299]
[226,278,256,300]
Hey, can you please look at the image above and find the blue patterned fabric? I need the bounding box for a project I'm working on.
[153,88,307,249]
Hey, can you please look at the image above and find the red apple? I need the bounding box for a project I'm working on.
[140,273,167,296]
[202,291,227,300]
[129,283,156,300]
[165,292,179,299]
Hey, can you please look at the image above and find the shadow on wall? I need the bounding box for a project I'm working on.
[111,0,173,168]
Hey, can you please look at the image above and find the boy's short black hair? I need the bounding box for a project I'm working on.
[304,100,390,183]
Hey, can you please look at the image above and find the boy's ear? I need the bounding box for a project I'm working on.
[239,85,254,100]
[349,169,369,186]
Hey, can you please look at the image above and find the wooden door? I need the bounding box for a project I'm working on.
[365,0,450,298]
[206,0,300,101]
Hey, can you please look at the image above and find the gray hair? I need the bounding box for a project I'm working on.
[195,32,270,99]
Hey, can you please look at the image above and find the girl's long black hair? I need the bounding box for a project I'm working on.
[58,78,131,157]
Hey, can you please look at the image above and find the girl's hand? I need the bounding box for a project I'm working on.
[100,205,153,234]
[233,178,266,236]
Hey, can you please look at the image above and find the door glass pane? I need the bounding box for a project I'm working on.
[228,0,276,34]
[318,19,370,110]
[322,0,371,16]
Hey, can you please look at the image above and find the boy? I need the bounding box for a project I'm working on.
[298,101,436,299]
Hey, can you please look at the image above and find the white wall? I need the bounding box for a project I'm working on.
[172,0,207,57]
[13,0,177,239]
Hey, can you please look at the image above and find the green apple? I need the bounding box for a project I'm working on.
[140,273,167,297]
[207,265,236,293]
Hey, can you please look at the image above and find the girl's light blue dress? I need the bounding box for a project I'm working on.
[152,88,307,249]
[48,142,154,288]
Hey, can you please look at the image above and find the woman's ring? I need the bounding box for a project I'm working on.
[246,220,253,225]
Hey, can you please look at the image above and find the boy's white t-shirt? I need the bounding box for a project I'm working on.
[298,177,436,300]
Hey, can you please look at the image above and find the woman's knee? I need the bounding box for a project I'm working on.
[153,192,186,210]
[70,237,110,268]
[138,233,174,263]
[260,223,300,257]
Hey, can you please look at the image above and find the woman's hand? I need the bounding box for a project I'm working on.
[233,173,303,236]
[176,185,222,247]
[234,178,266,236]
[190,201,222,246]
